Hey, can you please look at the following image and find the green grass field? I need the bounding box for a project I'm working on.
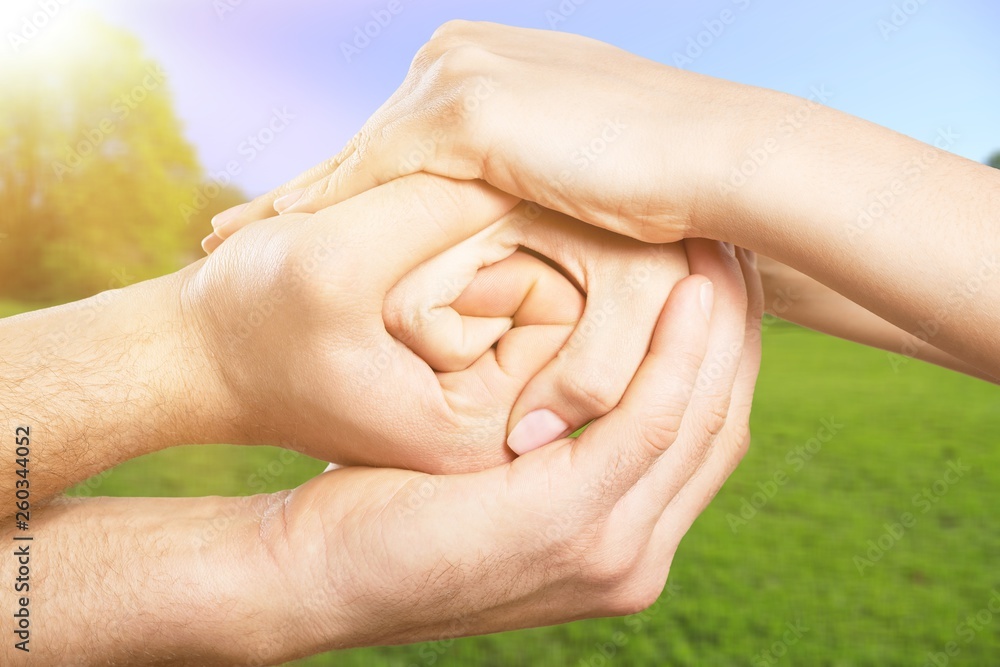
[11,297,999,666]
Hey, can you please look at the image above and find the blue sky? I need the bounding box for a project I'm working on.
[7,0,997,196]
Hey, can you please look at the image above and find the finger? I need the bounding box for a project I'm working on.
[506,220,689,455]
[564,275,714,507]
[393,310,513,374]
[390,251,584,374]
[201,231,223,254]
[277,92,490,217]
[451,251,584,327]
[383,220,520,372]
[620,239,750,528]
[434,322,576,471]
[209,136,358,244]
[659,240,748,465]
[211,69,427,240]
[323,174,519,298]
[647,248,763,549]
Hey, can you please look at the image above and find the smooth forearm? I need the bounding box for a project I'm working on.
[0,269,232,504]
[758,256,997,383]
[703,88,1000,375]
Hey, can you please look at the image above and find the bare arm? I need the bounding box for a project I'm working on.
[229,22,1000,379]
[757,255,997,383]
[0,272,228,510]
[710,92,1000,378]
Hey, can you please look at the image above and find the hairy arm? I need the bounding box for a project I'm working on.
[0,270,231,510]
[0,494,291,665]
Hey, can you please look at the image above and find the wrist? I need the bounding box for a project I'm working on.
[679,80,810,247]
[95,268,239,450]
[0,273,234,498]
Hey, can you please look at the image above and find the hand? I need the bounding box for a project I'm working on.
[185,174,595,472]
[8,243,761,666]
[207,21,749,246]
[254,241,763,661]
[382,199,692,453]
[206,189,693,456]
[209,20,1000,377]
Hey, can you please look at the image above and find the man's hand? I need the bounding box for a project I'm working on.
[186,174,591,472]
[207,190,694,457]
[3,242,762,666]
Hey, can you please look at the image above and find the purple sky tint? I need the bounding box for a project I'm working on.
[7,0,998,197]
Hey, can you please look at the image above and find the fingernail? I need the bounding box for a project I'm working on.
[201,232,222,255]
[274,188,305,213]
[700,281,714,320]
[211,203,247,229]
[507,409,570,455]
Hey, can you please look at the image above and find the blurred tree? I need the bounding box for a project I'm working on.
[0,16,244,302]
[988,151,1000,170]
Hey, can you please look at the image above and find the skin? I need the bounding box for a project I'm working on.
[196,175,700,467]
[210,21,1000,432]
[1,166,760,663]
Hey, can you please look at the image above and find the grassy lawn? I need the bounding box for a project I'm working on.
[8,296,997,666]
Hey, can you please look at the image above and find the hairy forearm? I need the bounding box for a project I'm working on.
[708,89,1000,376]
[0,269,230,505]
[0,494,291,666]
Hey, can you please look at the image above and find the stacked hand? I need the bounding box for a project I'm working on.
[199,174,699,464]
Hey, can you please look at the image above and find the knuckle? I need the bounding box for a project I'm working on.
[583,550,637,590]
[605,580,666,617]
[637,409,686,454]
[382,300,425,346]
[432,44,493,80]
[381,298,408,338]
[698,399,731,440]
[414,21,478,71]
[577,526,647,589]
[726,428,752,466]
[431,18,476,41]
[674,347,708,383]
[558,367,622,417]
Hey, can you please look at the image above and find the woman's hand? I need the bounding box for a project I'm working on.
[207,20,748,246]
[207,20,1000,376]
